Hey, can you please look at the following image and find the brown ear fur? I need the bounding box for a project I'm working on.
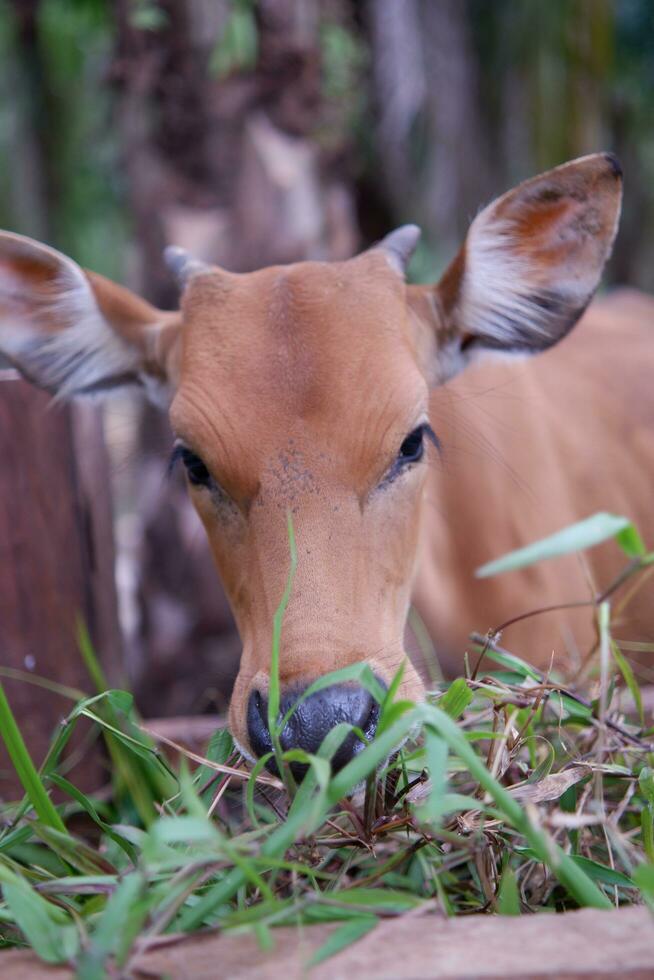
[411,153,622,381]
[0,231,179,400]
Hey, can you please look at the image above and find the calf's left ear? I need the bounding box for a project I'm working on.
[413,153,622,382]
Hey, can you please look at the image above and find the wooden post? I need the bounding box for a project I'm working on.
[0,371,123,796]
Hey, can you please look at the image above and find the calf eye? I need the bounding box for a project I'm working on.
[398,426,426,464]
[180,447,211,487]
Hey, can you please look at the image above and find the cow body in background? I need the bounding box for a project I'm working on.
[414,288,654,677]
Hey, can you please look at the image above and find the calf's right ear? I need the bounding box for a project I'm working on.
[0,231,180,403]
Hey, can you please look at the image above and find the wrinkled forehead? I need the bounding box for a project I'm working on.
[172,253,425,438]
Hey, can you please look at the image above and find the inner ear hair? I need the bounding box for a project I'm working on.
[434,153,622,369]
[0,231,176,402]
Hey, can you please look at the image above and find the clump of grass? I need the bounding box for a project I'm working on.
[0,513,653,974]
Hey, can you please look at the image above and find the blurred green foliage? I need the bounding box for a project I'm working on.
[1,0,653,287]
[209,0,258,78]
[0,0,127,277]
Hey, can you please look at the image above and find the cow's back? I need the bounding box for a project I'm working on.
[413,289,654,679]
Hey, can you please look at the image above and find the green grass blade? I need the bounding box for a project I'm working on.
[48,773,137,862]
[416,727,448,823]
[0,682,67,834]
[0,863,79,963]
[611,641,644,725]
[279,662,387,732]
[268,511,298,790]
[76,872,147,978]
[497,866,521,915]
[417,703,613,909]
[633,863,654,912]
[77,618,110,693]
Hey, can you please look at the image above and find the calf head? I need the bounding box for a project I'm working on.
[0,154,621,770]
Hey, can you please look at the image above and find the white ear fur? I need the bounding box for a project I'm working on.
[456,212,584,352]
[433,153,623,380]
[0,232,169,401]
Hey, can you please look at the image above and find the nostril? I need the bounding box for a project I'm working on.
[358,693,380,742]
[246,690,273,761]
[329,688,380,773]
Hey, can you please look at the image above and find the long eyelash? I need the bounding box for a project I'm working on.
[424,424,443,456]
[167,443,186,477]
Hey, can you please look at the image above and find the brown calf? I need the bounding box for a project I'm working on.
[1,153,644,771]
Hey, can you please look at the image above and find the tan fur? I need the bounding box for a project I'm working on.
[413,289,654,676]
[1,153,646,760]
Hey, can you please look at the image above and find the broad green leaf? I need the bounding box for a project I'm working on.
[439,678,473,719]
[209,3,258,78]
[476,513,640,578]
[569,855,634,888]
[475,646,542,682]
[308,916,378,966]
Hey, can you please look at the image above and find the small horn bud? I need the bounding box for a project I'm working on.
[163,246,212,288]
[377,224,421,275]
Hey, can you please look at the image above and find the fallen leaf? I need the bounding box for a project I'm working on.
[508,765,591,804]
